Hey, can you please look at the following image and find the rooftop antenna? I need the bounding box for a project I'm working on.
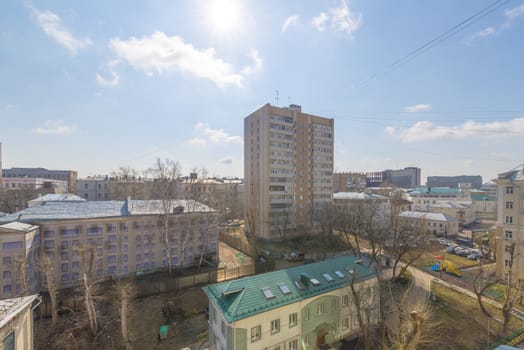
[275,90,279,106]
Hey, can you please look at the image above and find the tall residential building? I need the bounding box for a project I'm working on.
[427,175,483,189]
[244,104,334,239]
[333,172,367,192]
[495,165,524,282]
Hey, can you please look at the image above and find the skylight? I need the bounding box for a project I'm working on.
[262,288,275,299]
[323,273,333,282]
[279,284,291,295]
[334,270,345,278]
[310,278,321,286]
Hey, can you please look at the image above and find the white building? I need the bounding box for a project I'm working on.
[1,177,68,193]
[398,211,458,236]
[407,185,471,211]
[428,201,476,227]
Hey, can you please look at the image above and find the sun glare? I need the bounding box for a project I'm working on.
[205,0,242,35]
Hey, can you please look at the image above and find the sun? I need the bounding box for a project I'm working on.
[205,0,243,35]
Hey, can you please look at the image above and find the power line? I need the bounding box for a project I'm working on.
[357,0,514,88]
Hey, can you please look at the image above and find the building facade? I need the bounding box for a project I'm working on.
[0,295,41,350]
[427,175,483,189]
[495,166,524,282]
[398,211,458,237]
[407,185,471,211]
[383,167,421,188]
[0,199,218,295]
[333,172,367,193]
[244,103,334,239]
[76,177,111,201]
[333,192,391,229]
[203,255,379,350]
[2,168,78,193]
[0,223,40,299]
[427,201,476,227]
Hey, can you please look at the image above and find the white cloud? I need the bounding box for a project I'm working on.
[312,1,362,36]
[282,15,299,32]
[466,4,524,45]
[96,71,120,87]
[219,156,234,165]
[195,123,242,144]
[385,117,524,143]
[312,12,329,31]
[33,120,77,135]
[241,49,263,75]
[109,32,261,88]
[403,104,432,113]
[30,7,91,55]
[187,138,207,147]
[505,4,524,19]
[329,0,363,36]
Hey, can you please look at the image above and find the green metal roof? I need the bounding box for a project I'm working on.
[408,187,460,195]
[203,255,377,323]
[471,193,496,202]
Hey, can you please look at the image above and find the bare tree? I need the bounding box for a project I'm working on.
[79,246,99,335]
[112,279,134,349]
[474,242,522,336]
[150,158,181,275]
[41,255,59,327]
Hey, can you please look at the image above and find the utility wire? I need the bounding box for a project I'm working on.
[357,0,514,88]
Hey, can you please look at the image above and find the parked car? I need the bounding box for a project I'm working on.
[287,251,305,262]
[456,249,470,257]
[468,253,482,260]
[446,245,457,253]
[438,238,450,246]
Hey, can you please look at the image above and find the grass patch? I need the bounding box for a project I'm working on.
[406,247,479,270]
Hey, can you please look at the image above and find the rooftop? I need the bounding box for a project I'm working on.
[29,193,86,204]
[399,211,456,222]
[429,201,472,209]
[408,187,461,195]
[0,222,39,233]
[498,165,524,181]
[0,295,40,329]
[0,199,215,224]
[333,192,389,200]
[203,255,377,323]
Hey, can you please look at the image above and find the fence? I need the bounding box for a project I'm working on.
[219,231,254,257]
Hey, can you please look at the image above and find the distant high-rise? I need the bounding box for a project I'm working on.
[244,103,334,239]
[427,175,482,189]
[383,167,421,188]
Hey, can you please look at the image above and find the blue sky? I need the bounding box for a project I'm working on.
[1,0,523,183]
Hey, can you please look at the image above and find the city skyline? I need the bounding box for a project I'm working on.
[1,0,524,182]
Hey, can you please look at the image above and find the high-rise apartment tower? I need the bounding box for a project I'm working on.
[244,103,334,239]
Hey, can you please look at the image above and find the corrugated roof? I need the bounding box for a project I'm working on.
[203,255,377,323]
[429,201,472,209]
[398,211,456,222]
[0,199,215,223]
[29,193,86,203]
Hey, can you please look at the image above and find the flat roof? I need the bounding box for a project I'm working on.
[203,255,377,323]
[0,199,215,223]
[399,211,456,222]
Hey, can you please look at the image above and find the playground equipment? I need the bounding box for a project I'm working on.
[431,257,461,277]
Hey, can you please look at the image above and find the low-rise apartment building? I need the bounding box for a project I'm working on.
[398,211,458,237]
[203,255,379,350]
[0,198,218,295]
[407,185,471,211]
[333,192,391,229]
[428,201,476,227]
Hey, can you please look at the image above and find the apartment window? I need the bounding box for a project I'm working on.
[3,285,12,296]
[3,271,11,280]
[505,231,513,239]
[221,320,226,336]
[506,216,513,224]
[72,261,80,269]
[271,319,280,334]
[288,339,298,350]
[289,312,297,327]
[317,303,324,315]
[61,263,68,272]
[44,240,55,249]
[506,202,513,209]
[342,295,349,307]
[304,308,310,320]
[250,325,261,342]
[342,317,349,330]
[506,186,514,194]
[331,299,336,311]
[3,257,11,266]
[61,274,69,282]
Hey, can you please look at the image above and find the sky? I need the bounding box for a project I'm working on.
[1,0,523,183]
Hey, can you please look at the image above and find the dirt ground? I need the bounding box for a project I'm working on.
[218,241,252,268]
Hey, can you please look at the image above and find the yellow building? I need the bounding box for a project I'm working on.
[244,103,334,239]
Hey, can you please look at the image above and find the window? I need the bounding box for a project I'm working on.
[505,231,513,239]
[506,216,513,224]
[304,308,310,321]
[506,186,514,194]
[3,257,11,265]
[221,320,226,336]
[271,319,280,334]
[3,271,11,280]
[44,240,55,249]
[288,339,298,350]
[262,288,275,299]
[342,295,349,307]
[279,284,291,295]
[3,285,12,296]
[317,303,324,315]
[334,270,344,278]
[342,317,349,330]
[323,273,334,282]
[250,325,261,342]
[3,242,23,251]
[304,335,310,346]
[331,299,336,311]
[506,202,513,209]
[289,312,297,327]
[61,263,68,272]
